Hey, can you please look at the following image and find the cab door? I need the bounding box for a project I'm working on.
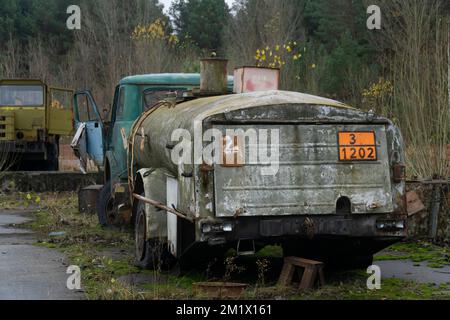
[72,91,105,170]
[47,87,75,136]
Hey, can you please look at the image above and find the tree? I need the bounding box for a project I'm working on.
[0,0,75,54]
[170,0,230,51]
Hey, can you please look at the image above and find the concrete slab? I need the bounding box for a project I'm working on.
[0,210,85,300]
[377,260,450,285]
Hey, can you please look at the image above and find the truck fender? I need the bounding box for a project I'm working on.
[135,168,169,241]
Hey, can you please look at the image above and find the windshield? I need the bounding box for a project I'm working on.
[0,85,44,107]
[143,89,188,110]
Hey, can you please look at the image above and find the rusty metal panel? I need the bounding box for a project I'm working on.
[200,58,228,94]
[213,124,393,217]
[78,185,103,214]
[406,191,425,216]
[233,67,280,93]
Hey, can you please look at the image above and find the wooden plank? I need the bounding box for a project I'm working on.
[286,256,324,267]
[278,259,296,286]
[279,257,326,290]
[299,267,317,290]
[318,266,326,286]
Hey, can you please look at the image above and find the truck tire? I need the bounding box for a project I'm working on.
[96,183,116,227]
[134,195,174,270]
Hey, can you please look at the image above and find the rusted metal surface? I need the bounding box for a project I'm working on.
[78,185,103,214]
[233,67,280,93]
[214,123,394,217]
[131,89,407,254]
[393,164,406,184]
[193,282,248,299]
[199,58,228,95]
[406,191,426,216]
[133,91,358,180]
[133,193,194,223]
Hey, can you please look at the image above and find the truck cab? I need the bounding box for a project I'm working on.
[0,79,73,171]
[72,74,234,226]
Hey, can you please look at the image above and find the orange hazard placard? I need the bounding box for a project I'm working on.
[338,132,377,161]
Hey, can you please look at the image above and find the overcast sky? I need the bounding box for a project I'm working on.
[159,0,235,12]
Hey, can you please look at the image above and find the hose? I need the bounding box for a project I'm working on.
[126,100,173,203]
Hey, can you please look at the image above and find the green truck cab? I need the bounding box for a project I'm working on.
[72,74,233,225]
[0,79,74,170]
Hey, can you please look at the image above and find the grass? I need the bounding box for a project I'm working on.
[1,191,449,300]
[374,241,450,268]
[243,271,450,300]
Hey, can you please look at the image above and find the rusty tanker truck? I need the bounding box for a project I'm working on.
[76,59,407,269]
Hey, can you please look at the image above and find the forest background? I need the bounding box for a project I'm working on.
[0,0,448,179]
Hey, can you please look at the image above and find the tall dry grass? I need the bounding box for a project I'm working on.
[0,0,198,115]
[379,0,449,179]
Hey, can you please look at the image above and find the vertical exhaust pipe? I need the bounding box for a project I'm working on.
[200,58,228,95]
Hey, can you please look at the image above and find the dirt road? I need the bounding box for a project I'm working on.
[0,210,84,300]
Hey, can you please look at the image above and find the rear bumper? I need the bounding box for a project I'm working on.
[200,214,407,246]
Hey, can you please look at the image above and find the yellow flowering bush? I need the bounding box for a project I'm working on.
[362,78,393,99]
[362,78,394,117]
[254,41,304,69]
[131,19,179,46]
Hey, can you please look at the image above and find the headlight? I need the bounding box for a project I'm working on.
[202,222,234,233]
[222,223,233,232]
[376,222,386,229]
[376,220,405,230]
[202,224,212,233]
[395,221,405,229]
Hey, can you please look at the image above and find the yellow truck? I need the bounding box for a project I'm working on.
[0,79,74,171]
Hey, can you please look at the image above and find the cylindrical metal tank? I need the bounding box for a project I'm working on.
[130,90,356,176]
[131,97,216,175]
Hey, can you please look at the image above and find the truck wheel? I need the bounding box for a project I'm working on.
[96,183,116,227]
[134,195,174,270]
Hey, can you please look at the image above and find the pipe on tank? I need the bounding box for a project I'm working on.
[200,58,228,95]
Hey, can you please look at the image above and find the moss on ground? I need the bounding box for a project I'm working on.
[374,241,450,268]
